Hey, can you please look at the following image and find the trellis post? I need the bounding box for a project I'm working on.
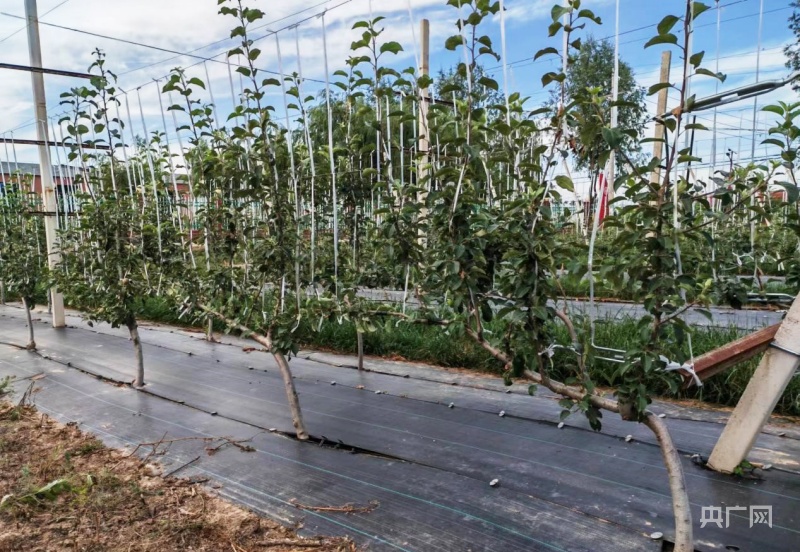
[25,0,65,328]
[707,293,800,473]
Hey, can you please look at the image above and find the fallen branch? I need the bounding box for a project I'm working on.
[290,498,379,515]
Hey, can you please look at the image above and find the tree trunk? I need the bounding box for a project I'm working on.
[127,318,145,388]
[272,350,309,440]
[198,304,309,440]
[0,281,5,305]
[22,297,35,350]
[357,330,364,371]
[643,413,693,552]
[206,317,215,342]
[463,324,694,551]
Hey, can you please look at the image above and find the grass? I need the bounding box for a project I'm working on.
[295,316,800,417]
[133,297,800,417]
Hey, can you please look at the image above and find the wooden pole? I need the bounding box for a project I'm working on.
[708,293,800,473]
[25,0,65,328]
[418,19,430,196]
[417,19,430,244]
[650,51,672,186]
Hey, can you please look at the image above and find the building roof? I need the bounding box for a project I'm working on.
[0,162,76,177]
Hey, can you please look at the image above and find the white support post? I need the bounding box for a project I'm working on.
[707,292,800,473]
[25,0,65,328]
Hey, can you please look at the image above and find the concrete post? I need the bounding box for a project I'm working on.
[25,0,65,328]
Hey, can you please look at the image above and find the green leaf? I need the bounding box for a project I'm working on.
[689,51,705,68]
[445,35,463,51]
[534,47,559,61]
[692,2,711,19]
[379,41,403,55]
[555,175,574,193]
[577,9,601,25]
[644,34,678,48]
[541,71,565,87]
[551,4,570,21]
[548,21,562,37]
[477,76,499,91]
[602,127,625,149]
[648,82,672,95]
[187,77,206,90]
[761,104,785,116]
[694,68,726,81]
[657,14,680,35]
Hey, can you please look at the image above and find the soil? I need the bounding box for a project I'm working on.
[0,400,356,552]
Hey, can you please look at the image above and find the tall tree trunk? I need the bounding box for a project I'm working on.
[127,318,145,388]
[462,326,694,551]
[357,330,364,371]
[22,297,35,350]
[199,304,309,440]
[272,350,308,440]
[643,413,693,552]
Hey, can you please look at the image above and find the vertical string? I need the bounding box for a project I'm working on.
[321,12,339,294]
[155,79,190,264]
[123,92,147,204]
[136,87,163,261]
[276,32,302,309]
[295,25,317,284]
[203,61,222,132]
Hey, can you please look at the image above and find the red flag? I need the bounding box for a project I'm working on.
[597,171,609,226]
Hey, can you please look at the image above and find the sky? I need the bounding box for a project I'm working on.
[0,0,797,198]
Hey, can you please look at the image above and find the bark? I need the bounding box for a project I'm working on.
[272,350,309,440]
[644,413,694,552]
[127,318,145,388]
[22,297,35,350]
[0,281,5,304]
[199,304,309,440]
[206,317,215,342]
[357,331,364,371]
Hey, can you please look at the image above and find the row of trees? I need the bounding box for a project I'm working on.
[1,1,799,550]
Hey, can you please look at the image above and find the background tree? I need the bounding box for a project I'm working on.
[785,1,800,90]
[55,51,154,388]
[555,36,647,171]
[0,185,46,350]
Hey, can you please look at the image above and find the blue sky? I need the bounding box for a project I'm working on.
[0,0,796,195]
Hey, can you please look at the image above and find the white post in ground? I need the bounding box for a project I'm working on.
[418,19,430,197]
[707,293,800,473]
[25,0,65,328]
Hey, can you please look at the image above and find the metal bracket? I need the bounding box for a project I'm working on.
[769,342,800,359]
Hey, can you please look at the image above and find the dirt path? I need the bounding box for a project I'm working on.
[0,394,355,552]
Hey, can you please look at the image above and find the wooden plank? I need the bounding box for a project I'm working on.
[709,294,800,473]
[685,323,779,387]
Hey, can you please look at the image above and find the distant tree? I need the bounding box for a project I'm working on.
[785,1,800,90]
[554,36,647,171]
[434,63,504,110]
[0,187,46,350]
